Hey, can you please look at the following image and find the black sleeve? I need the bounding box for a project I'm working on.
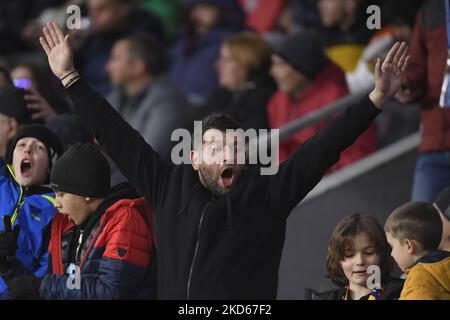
[65,79,169,208]
[268,95,381,217]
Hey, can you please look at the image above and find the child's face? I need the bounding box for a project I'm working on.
[12,137,49,187]
[340,232,381,288]
[386,232,415,272]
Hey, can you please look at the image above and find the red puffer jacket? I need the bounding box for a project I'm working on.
[268,63,377,171]
[40,185,156,299]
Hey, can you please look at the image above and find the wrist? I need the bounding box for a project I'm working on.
[61,71,80,88]
[369,90,388,110]
[59,69,76,81]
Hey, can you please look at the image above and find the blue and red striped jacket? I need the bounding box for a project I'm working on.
[39,185,156,299]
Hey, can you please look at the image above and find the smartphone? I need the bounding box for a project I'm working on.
[13,78,32,90]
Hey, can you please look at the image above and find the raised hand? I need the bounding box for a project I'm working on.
[369,41,410,109]
[39,22,75,79]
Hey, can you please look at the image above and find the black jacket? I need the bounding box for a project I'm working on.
[306,277,404,300]
[66,79,381,299]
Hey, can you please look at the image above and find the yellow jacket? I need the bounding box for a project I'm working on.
[400,251,450,300]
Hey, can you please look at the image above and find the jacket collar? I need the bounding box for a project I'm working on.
[414,250,450,266]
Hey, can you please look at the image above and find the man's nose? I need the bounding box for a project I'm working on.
[223,145,235,164]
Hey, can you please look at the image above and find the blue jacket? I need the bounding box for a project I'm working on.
[170,27,230,106]
[0,157,55,299]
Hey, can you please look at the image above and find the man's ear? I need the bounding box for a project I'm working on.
[191,150,200,171]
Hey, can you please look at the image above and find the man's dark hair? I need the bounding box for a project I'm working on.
[123,33,168,76]
[385,202,443,251]
[202,113,242,135]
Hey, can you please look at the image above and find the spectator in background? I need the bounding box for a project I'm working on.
[346,0,422,94]
[308,214,402,300]
[139,0,183,40]
[385,202,450,300]
[396,0,450,203]
[433,187,450,252]
[201,32,276,129]
[0,124,62,299]
[74,0,165,96]
[106,33,191,160]
[263,0,321,49]
[267,32,377,170]
[11,63,69,123]
[317,0,373,73]
[170,0,244,107]
[0,87,33,158]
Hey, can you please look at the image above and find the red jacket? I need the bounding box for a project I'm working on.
[405,0,450,152]
[268,63,377,171]
[41,191,156,299]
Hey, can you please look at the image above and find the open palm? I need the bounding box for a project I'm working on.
[39,22,74,79]
[374,42,409,98]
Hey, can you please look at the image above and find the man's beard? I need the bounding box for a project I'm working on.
[198,165,228,196]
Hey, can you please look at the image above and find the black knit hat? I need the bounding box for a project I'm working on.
[7,124,63,168]
[50,143,111,198]
[434,186,450,221]
[274,31,329,79]
[0,86,32,122]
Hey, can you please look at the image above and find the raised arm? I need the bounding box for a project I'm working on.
[269,42,410,216]
[39,22,168,208]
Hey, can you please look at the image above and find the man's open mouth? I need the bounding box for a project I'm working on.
[20,159,33,177]
[220,167,235,188]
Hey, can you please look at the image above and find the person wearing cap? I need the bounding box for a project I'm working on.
[0,86,33,159]
[6,143,156,299]
[267,31,377,171]
[0,124,63,299]
[433,187,450,252]
[40,22,408,299]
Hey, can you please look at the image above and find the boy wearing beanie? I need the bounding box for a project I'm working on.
[7,143,156,299]
[0,124,62,299]
[385,202,450,300]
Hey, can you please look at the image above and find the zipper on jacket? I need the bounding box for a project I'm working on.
[186,202,210,299]
[75,230,84,265]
